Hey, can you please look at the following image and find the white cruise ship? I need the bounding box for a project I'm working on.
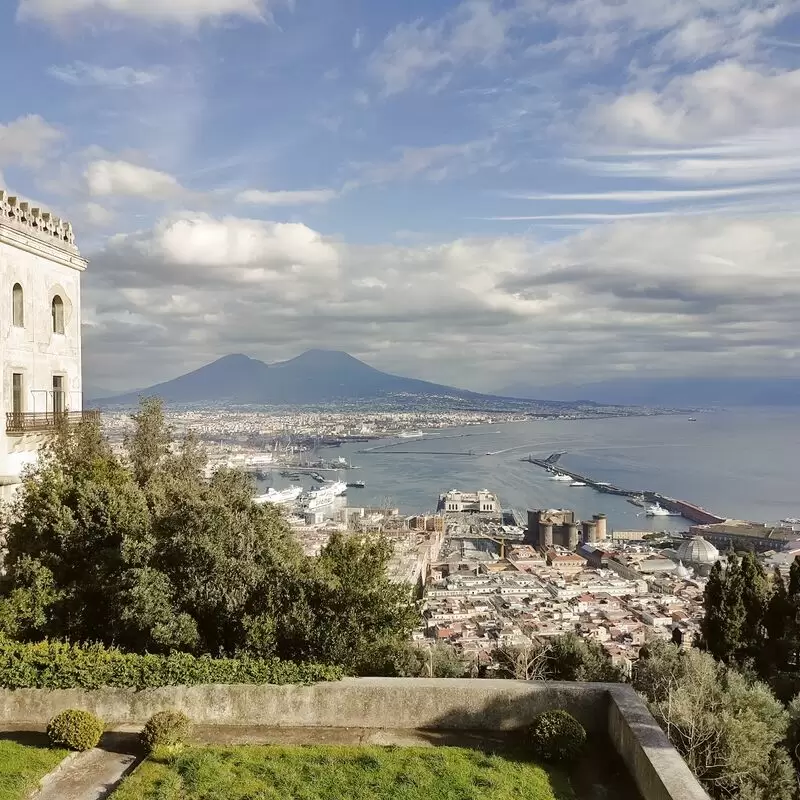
[646,503,678,517]
[549,473,572,482]
[304,480,348,511]
[253,485,303,506]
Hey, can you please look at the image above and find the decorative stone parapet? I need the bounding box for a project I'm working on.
[0,189,76,247]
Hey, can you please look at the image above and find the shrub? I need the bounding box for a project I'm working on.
[0,639,343,690]
[140,710,192,753]
[46,709,104,751]
[529,710,586,762]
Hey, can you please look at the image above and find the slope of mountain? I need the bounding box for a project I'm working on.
[498,377,800,408]
[97,349,578,410]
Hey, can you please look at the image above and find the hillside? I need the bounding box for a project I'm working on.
[97,350,584,411]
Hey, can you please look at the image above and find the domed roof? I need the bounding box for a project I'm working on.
[676,536,719,565]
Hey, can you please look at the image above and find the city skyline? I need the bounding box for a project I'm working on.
[2,1,800,391]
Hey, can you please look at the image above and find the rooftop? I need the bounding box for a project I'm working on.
[693,520,795,541]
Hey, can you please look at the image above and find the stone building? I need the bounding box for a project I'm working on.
[439,489,499,514]
[690,520,794,553]
[526,509,607,550]
[0,190,94,500]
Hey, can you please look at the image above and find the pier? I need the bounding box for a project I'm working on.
[522,455,727,525]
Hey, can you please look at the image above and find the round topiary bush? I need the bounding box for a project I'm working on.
[140,710,192,753]
[46,709,104,751]
[529,710,587,762]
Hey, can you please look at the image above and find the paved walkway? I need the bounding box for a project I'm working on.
[32,732,142,800]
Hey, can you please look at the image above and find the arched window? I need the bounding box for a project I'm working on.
[12,283,24,327]
[52,295,65,334]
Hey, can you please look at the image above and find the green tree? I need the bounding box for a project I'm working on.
[764,569,793,675]
[124,397,172,487]
[0,399,418,672]
[701,556,747,664]
[275,532,419,674]
[634,641,794,800]
[546,633,623,682]
[2,417,152,645]
[740,551,769,660]
[700,561,727,659]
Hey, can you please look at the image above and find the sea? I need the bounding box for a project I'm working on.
[257,408,800,532]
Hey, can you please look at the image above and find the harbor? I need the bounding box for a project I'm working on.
[521,454,727,525]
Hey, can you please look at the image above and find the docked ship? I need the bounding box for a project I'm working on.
[304,480,347,510]
[398,430,424,438]
[570,481,587,487]
[549,473,572,482]
[253,485,303,506]
[646,503,679,517]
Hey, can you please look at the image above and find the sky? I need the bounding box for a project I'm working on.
[2,0,800,393]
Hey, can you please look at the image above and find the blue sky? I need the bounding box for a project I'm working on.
[2,0,800,392]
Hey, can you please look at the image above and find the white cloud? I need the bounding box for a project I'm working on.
[85,159,183,199]
[18,0,272,27]
[505,184,800,203]
[83,209,800,390]
[368,0,792,95]
[349,138,498,187]
[0,114,62,168]
[370,0,512,94]
[146,214,339,271]
[235,188,339,206]
[572,129,800,190]
[48,62,161,87]
[591,63,800,145]
[84,202,116,226]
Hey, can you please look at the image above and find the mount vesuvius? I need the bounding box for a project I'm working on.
[94,350,587,412]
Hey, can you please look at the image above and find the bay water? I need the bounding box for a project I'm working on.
[262,409,800,532]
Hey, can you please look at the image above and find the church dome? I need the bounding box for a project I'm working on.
[676,536,719,566]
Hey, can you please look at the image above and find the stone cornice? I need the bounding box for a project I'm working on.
[0,221,88,272]
[0,189,81,250]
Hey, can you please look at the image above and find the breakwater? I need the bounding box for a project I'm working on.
[522,456,727,525]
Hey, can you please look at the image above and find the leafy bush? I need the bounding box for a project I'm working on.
[529,710,586,762]
[46,709,104,751]
[140,710,192,753]
[0,639,343,691]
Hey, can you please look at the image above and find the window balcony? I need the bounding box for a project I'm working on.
[5,409,101,435]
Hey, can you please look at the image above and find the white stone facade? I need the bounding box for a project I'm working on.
[440,489,499,513]
[0,190,87,500]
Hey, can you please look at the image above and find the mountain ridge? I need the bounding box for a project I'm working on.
[94,349,575,410]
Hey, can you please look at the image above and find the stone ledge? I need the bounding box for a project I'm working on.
[0,678,710,800]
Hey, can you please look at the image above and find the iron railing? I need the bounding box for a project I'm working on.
[5,409,101,435]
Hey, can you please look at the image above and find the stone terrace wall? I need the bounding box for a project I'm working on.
[0,678,709,800]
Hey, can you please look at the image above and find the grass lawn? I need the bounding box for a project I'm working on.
[0,737,68,800]
[114,744,576,800]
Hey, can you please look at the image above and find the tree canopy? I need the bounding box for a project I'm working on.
[635,641,796,800]
[0,399,417,674]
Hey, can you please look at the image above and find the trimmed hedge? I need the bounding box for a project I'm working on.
[140,710,192,752]
[47,709,104,751]
[0,639,343,690]
[529,710,587,762]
